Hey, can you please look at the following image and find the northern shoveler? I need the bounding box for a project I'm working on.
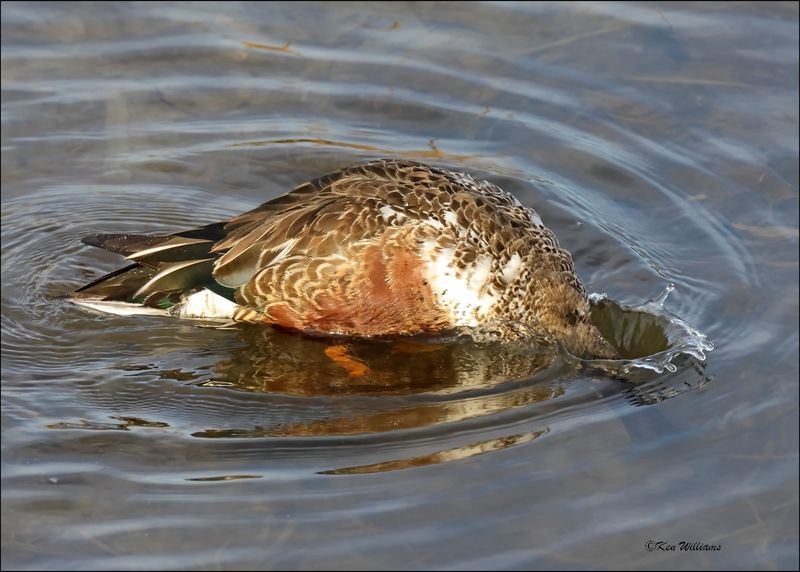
[73,159,617,359]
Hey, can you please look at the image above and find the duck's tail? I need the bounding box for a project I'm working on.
[72,224,239,321]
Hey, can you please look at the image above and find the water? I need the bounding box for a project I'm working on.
[2,2,797,569]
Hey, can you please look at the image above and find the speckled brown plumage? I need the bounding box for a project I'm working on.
[74,159,617,359]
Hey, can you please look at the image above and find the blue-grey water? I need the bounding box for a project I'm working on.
[2,2,798,570]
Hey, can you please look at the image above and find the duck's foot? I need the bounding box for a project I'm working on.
[324,345,371,378]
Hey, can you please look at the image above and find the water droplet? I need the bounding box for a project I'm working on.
[650,283,675,307]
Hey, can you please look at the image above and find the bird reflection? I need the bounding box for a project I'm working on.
[129,298,712,471]
[318,428,550,475]
[200,325,559,396]
[190,325,565,438]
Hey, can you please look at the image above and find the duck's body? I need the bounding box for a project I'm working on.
[73,159,616,359]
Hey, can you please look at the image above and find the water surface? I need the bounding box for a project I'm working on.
[2,2,798,570]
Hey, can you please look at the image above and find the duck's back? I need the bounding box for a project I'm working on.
[208,160,579,337]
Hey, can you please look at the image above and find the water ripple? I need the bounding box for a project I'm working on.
[2,1,796,569]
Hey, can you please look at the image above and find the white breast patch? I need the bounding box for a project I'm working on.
[421,241,498,325]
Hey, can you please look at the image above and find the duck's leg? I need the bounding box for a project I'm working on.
[324,345,370,378]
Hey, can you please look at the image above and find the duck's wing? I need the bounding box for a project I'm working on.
[73,160,427,307]
[210,160,470,289]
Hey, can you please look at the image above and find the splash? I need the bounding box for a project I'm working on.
[584,284,714,375]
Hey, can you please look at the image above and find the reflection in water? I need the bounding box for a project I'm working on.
[191,383,563,438]
[185,474,262,482]
[240,40,295,53]
[190,326,565,437]
[319,428,549,475]
[202,326,558,396]
[47,416,170,431]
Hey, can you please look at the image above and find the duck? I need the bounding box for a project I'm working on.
[72,159,617,359]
